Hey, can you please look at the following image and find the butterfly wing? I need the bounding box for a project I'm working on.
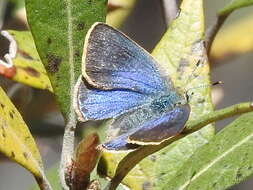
[74,76,152,121]
[102,104,190,151]
[100,133,140,152]
[74,23,186,149]
[82,22,172,94]
[75,23,179,121]
[128,104,190,144]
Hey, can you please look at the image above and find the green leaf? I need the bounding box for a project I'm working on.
[164,112,253,190]
[0,86,44,178]
[0,30,53,92]
[219,0,253,16]
[25,0,107,118]
[100,0,214,189]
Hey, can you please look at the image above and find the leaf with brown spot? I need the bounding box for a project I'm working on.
[0,30,53,92]
[46,54,62,73]
[25,0,107,118]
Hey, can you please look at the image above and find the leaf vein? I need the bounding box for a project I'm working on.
[178,132,253,190]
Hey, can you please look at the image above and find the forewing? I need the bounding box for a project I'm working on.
[83,23,171,94]
[75,23,177,121]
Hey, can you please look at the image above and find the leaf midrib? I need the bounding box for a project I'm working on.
[65,0,75,117]
[178,132,253,190]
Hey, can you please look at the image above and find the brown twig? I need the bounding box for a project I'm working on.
[35,176,53,190]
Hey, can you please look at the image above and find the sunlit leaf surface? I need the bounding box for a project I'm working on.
[164,112,253,190]
[0,86,43,177]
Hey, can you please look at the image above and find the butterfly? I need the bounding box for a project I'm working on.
[74,23,190,152]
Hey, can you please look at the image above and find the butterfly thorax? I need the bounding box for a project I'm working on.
[150,91,185,114]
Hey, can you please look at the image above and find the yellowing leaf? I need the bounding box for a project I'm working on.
[210,14,253,61]
[0,86,43,177]
[106,0,136,28]
[0,30,53,92]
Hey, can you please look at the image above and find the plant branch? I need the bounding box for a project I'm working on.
[185,102,253,133]
[60,114,77,190]
[105,102,253,190]
[35,176,53,190]
[206,12,231,55]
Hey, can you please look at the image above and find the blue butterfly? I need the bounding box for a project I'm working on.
[74,23,190,151]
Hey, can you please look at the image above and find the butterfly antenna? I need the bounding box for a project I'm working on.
[185,81,223,102]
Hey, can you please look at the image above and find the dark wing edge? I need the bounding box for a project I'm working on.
[74,76,87,121]
[82,22,102,88]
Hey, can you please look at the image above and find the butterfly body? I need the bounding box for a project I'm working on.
[150,93,182,114]
[74,23,190,151]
